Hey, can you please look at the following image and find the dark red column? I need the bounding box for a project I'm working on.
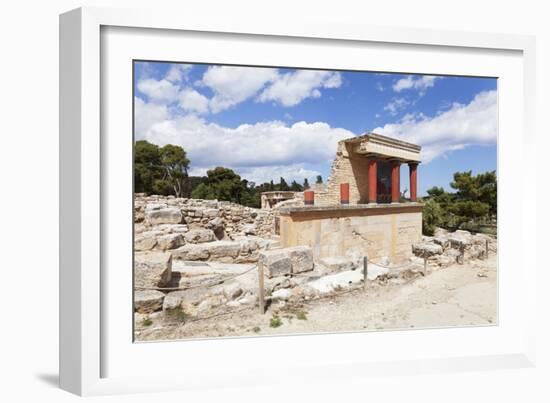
[367,159,377,203]
[340,183,350,204]
[304,190,314,205]
[391,160,401,203]
[409,163,418,202]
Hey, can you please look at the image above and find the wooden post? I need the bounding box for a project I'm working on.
[363,256,368,291]
[485,239,489,259]
[423,252,428,273]
[258,264,265,314]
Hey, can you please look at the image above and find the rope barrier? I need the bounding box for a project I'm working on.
[139,283,365,330]
[135,265,257,292]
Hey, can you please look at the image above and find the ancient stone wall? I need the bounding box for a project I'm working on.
[135,194,277,240]
[314,142,370,206]
[279,207,422,263]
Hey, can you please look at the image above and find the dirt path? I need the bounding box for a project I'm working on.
[137,254,497,341]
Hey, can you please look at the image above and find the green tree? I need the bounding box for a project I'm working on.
[158,144,190,198]
[450,170,497,217]
[422,170,497,233]
[134,140,191,197]
[279,177,290,191]
[134,140,162,194]
[422,199,444,236]
[191,167,249,204]
[290,180,303,191]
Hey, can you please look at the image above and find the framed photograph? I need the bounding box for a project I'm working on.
[60,6,537,396]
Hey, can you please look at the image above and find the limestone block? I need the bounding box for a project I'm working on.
[412,242,443,257]
[183,228,216,244]
[145,203,167,211]
[222,282,243,300]
[206,241,242,261]
[155,224,189,234]
[319,256,356,273]
[145,207,182,225]
[134,290,165,314]
[134,251,172,288]
[242,223,257,235]
[259,249,292,278]
[162,291,184,311]
[286,246,314,273]
[173,244,210,261]
[202,208,219,218]
[134,233,158,251]
[156,233,184,250]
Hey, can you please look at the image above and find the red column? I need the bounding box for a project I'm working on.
[304,190,314,205]
[409,163,418,202]
[391,160,401,203]
[367,159,377,203]
[340,183,350,204]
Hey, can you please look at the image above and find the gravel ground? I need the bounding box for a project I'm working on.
[136,253,497,341]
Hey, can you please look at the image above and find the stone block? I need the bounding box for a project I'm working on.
[286,246,314,273]
[134,251,172,288]
[156,233,184,250]
[259,249,292,278]
[135,290,165,314]
[183,228,216,244]
[134,233,158,251]
[173,244,210,261]
[145,207,182,225]
[412,242,443,257]
[319,256,356,273]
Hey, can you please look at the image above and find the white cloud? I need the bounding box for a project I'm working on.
[258,70,342,107]
[137,78,179,103]
[178,88,209,114]
[134,97,169,138]
[165,64,192,83]
[373,90,497,162]
[392,75,438,94]
[383,97,410,115]
[200,66,278,113]
[135,102,354,173]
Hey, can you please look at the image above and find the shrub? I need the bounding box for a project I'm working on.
[141,317,153,327]
[422,198,444,236]
[296,311,308,320]
[269,316,282,328]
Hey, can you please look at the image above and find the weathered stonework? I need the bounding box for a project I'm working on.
[279,204,423,262]
[313,133,421,206]
[135,194,276,239]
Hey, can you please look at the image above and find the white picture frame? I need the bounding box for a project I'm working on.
[60,6,537,396]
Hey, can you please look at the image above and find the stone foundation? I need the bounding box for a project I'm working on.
[279,203,423,262]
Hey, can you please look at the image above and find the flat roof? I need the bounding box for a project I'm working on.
[342,132,422,162]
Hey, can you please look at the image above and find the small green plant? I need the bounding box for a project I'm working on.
[270,315,282,328]
[252,326,261,333]
[165,306,187,323]
[296,311,308,321]
[141,317,153,327]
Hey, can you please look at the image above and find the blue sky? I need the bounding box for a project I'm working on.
[134,61,497,196]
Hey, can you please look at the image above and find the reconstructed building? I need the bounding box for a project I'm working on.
[260,191,298,209]
[279,133,423,263]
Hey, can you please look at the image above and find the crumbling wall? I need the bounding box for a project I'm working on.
[135,194,277,240]
[315,141,370,206]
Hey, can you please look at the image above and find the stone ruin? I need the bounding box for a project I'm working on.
[133,193,497,335]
